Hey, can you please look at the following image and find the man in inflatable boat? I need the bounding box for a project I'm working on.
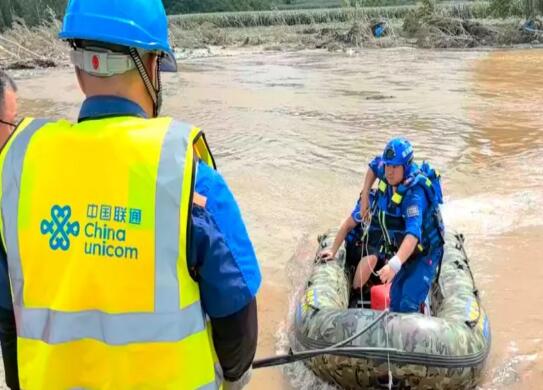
[320,137,445,313]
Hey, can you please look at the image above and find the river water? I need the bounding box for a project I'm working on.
[8,47,543,389]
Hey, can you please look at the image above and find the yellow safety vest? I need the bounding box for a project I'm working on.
[0,116,221,390]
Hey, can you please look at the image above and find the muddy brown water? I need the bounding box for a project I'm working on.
[5,47,543,389]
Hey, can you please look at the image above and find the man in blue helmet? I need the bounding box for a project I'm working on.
[0,1,260,389]
[321,138,444,313]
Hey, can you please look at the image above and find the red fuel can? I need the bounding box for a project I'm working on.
[370,283,391,310]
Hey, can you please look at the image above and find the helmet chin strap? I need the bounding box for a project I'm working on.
[129,48,162,117]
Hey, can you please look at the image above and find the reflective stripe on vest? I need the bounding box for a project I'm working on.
[0,117,220,389]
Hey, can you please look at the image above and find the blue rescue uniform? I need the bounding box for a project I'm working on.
[348,156,444,313]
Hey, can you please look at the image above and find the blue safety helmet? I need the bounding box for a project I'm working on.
[59,0,177,72]
[382,138,414,167]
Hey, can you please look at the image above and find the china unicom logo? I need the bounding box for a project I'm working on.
[40,205,80,251]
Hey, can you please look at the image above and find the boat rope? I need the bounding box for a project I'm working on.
[380,209,393,255]
[251,345,400,369]
[361,200,380,278]
[361,194,393,388]
[252,309,393,369]
[385,309,393,389]
[329,309,389,349]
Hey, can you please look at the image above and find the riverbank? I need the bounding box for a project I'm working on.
[1,3,543,70]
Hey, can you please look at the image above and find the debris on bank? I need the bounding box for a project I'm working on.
[0,21,68,70]
[1,13,542,70]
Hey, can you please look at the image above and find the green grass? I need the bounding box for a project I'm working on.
[276,0,344,9]
[170,2,493,28]
[273,0,473,10]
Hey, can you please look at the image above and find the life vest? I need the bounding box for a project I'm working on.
[0,116,221,390]
[371,162,445,257]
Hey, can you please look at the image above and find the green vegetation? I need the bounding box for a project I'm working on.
[163,0,419,13]
[278,0,417,8]
[489,0,524,17]
[0,0,65,30]
[162,0,280,14]
[488,0,543,17]
[1,0,543,70]
[2,0,542,31]
[170,2,492,28]
[277,0,344,9]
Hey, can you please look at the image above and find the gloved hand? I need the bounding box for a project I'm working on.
[223,368,251,390]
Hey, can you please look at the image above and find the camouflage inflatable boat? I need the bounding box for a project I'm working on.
[293,231,491,389]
